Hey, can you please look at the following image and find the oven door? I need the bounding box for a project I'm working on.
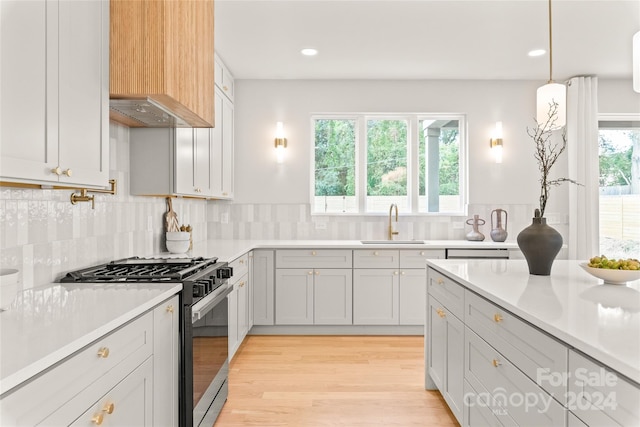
[188,285,231,427]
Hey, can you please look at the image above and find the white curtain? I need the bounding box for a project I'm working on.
[566,76,599,260]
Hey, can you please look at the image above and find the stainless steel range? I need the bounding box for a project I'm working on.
[61,256,233,427]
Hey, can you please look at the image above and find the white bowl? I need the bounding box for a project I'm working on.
[166,240,190,254]
[0,269,20,309]
[579,262,640,285]
[166,231,190,241]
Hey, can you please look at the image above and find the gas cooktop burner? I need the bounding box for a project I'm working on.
[61,256,220,282]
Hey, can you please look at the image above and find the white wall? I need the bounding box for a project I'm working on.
[234,79,544,207]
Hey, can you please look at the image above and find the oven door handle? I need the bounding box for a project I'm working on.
[191,285,232,323]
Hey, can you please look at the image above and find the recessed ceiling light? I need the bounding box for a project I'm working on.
[301,48,318,56]
[528,49,546,57]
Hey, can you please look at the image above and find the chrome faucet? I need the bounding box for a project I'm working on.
[388,203,399,240]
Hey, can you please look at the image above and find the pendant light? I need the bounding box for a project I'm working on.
[536,0,566,129]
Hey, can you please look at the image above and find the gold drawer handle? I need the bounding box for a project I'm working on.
[394,271,399,275]
[51,166,62,175]
[492,359,501,367]
[63,168,72,177]
[103,402,115,414]
[494,314,503,323]
[91,413,104,425]
[437,278,444,285]
[401,271,405,275]
[373,251,379,256]
[166,305,174,314]
[436,308,446,318]
[315,271,320,276]
[311,251,317,256]
[97,347,110,358]
[240,281,245,287]
[239,259,244,264]
[420,251,425,256]
[223,85,229,91]
[308,271,313,275]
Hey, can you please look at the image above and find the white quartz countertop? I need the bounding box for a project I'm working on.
[0,282,182,395]
[181,239,519,263]
[426,259,640,384]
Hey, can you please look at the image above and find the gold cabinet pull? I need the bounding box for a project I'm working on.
[239,259,244,264]
[437,278,444,285]
[102,402,115,414]
[97,347,110,358]
[240,281,245,287]
[166,305,174,314]
[420,251,425,256]
[494,314,503,323]
[492,359,501,367]
[436,308,446,318]
[63,168,72,177]
[51,166,62,175]
[308,271,313,275]
[373,251,379,256]
[223,85,229,91]
[311,251,317,256]
[394,271,399,275]
[315,271,320,275]
[91,413,104,425]
[401,271,405,275]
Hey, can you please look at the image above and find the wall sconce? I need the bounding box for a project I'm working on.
[489,121,503,164]
[274,121,287,163]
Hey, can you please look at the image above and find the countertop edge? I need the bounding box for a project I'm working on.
[425,260,640,385]
[0,284,182,396]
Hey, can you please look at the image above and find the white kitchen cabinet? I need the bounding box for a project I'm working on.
[215,53,235,102]
[53,358,153,426]
[353,249,442,326]
[0,295,178,426]
[399,269,427,325]
[427,295,464,423]
[0,0,108,188]
[229,252,251,359]
[353,268,399,325]
[253,250,275,325]
[211,87,234,199]
[130,128,212,197]
[248,252,255,330]
[228,283,239,356]
[276,268,352,325]
[152,295,179,425]
[276,269,314,325]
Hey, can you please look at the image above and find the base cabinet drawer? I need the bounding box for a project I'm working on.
[427,268,464,318]
[464,379,514,427]
[276,249,352,269]
[465,328,566,427]
[568,350,640,426]
[465,290,568,403]
[47,357,153,426]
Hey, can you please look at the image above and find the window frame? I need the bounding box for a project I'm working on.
[310,113,468,215]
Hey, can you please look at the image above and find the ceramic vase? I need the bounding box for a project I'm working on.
[465,214,486,241]
[490,208,508,242]
[517,210,562,276]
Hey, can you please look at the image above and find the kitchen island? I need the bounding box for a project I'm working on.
[425,259,639,426]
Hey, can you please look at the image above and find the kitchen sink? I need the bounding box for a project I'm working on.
[360,240,426,244]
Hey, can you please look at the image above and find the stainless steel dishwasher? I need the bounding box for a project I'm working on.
[445,248,510,259]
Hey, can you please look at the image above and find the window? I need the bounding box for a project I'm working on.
[597,120,640,258]
[312,114,466,214]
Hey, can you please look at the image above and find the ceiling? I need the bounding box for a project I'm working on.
[214,0,640,81]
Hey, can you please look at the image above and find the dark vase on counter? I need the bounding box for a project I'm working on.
[517,209,562,276]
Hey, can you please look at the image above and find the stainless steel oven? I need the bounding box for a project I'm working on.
[61,256,233,427]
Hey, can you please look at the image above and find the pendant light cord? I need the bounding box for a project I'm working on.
[548,0,554,83]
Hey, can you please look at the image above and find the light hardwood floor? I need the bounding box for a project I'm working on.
[214,335,459,426]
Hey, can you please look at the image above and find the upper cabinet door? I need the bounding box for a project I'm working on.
[0,0,54,181]
[57,0,108,187]
[0,0,108,188]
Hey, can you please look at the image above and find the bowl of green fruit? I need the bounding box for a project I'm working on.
[579,256,640,285]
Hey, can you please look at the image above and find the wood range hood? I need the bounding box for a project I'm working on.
[109,0,214,128]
